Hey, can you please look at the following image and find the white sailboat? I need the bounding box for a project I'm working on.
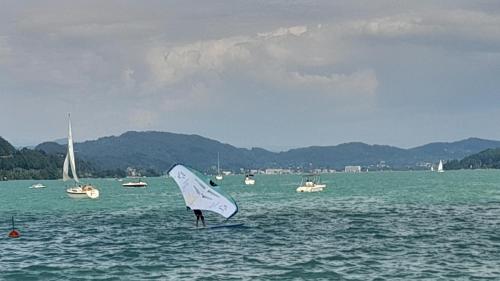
[215,153,223,181]
[437,160,444,173]
[64,114,99,199]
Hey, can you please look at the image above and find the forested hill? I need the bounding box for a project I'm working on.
[35,131,500,173]
[0,137,16,156]
[0,136,99,180]
[445,148,500,170]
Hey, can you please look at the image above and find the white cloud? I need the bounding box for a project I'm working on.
[2,1,500,147]
[352,10,500,50]
[145,24,377,99]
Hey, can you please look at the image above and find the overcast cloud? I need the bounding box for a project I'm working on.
[1,0,500,150]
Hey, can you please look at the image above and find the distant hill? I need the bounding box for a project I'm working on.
[1,136,63,180]
[445,148,500,170]
[1,136,104,180]
[0,137,16,157]
[38,131,271,173]
[409,138,500,161]
[35,131,500,173]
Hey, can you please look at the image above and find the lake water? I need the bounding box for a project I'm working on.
[1,171,500,280]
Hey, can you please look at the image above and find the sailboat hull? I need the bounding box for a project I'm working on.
[66,186,100,199]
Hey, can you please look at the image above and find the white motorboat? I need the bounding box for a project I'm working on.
[244,174,255,185]
[122,181,148,188]
[63,114,100,199]
[30,183,46,189]
[296,174,326,192]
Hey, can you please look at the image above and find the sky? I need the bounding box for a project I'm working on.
[1,1,500,150]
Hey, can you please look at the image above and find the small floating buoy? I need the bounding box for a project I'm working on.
[8,216,20,238]
[8,229,20,238]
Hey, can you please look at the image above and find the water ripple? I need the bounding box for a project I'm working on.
[1,171,500,280]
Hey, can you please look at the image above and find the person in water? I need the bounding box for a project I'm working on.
[193,209,205,227]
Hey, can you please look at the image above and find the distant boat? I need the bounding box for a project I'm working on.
[244,174,255,185]
[215,153,223,181]
[296,174,326,193]
[437,160,444,173]
[430,165,435,172]
[30,183,46,189]
[122,181,148,188]
[63,114,100,199]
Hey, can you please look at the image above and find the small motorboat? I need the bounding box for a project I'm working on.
[244,174,255,185]
[296,174,326,192]
[30,183,46,189]
[122,181,148,188]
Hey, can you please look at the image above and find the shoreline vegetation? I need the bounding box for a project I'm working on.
[2,133,500,180]
[444,148,500,170]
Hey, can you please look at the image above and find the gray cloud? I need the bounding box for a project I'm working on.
[1,1,500,149]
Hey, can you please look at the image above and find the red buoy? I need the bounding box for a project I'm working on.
[8,216,20,238]
[8,229,20,238]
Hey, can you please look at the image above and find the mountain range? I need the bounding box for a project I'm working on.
[35,131,500,174]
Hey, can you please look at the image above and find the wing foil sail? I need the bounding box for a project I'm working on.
[168,164,238,219]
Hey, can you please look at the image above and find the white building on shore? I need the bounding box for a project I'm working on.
[345,166,362,173]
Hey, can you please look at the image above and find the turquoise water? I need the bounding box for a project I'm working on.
[1,171,500,280]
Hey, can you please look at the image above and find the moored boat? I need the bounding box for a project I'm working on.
[122,181,148,187]
[244,174,255,185]
[296,174,326,192]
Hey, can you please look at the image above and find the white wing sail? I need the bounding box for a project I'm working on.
[168,164,238,219]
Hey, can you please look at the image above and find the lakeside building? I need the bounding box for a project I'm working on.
[265,168,293,175]
[312,168,336,174]
[345,166,362,173]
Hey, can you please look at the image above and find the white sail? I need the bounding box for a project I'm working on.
[63,114,79,183]
[437,160,444,172]
[217,153,220,174]
[63,154,70,181]
[168,164,238,219]
[216,152,223,180]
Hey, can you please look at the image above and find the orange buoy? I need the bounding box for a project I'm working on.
[8,229,20,238]
[8,216,20,238]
